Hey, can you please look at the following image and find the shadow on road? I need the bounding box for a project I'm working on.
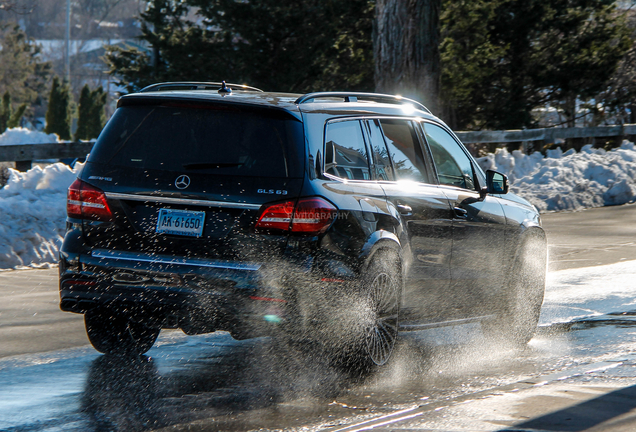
[500,384,636,432]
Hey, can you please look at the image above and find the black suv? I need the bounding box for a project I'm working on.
[59,82,547,368]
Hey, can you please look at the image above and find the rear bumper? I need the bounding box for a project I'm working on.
[59,248,311,337]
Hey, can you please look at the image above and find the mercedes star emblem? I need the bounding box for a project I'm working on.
[175,175,191,190]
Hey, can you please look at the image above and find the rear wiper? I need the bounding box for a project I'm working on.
[182,162,244,170]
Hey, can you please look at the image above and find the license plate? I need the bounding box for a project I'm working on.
[156,208,205,237]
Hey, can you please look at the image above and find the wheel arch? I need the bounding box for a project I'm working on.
[513,226,547,262]
[359,230,402,267]
[505,220,547,272]
[505,225,548,297]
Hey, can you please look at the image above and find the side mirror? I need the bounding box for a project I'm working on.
[486,170,509,194]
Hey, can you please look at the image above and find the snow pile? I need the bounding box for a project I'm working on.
[0,163,79,270]
[477,141,636,212]
[0,128,60,146]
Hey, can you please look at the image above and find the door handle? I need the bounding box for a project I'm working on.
[397,204,413,216]
[454,207,468,218]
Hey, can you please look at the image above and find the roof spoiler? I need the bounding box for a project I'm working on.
[139,81,264,93]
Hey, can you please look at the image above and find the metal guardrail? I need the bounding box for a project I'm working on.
[455,124,636,144]
[0,141,95,171]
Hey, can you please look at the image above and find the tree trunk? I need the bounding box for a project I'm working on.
[564,95,577,128]
[374,0,441,114]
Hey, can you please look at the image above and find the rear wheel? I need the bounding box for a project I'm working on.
[365,261,400,366]
[85,310,160,356]
[337,249,401,373]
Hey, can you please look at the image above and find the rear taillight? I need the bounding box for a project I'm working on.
[256,197,337,235]
[67,179,113,221]
[291,198,338,233]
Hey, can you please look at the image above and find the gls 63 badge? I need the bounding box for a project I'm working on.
[257,189,288,195]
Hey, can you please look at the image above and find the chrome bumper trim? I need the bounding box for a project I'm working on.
[90,249,262,271]
[104,192,261,210]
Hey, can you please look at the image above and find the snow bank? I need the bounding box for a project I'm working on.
[477,141,636,212]
[0,127,60,146]
[0,163,79,270]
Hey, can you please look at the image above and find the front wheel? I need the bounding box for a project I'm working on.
[85,310,160,356]
[485,238,546,346]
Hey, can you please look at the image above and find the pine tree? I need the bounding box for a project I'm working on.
[87,86,106,138]
[0,92,10,134]
[0,23,51,108]
[75,84,107,141]
[0,91,27,134]
[440,0,631,130]
[45,76,72,140]
[74,84,92,141]
[105,0,375,93]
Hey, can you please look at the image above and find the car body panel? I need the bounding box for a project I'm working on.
[440,186,508,314]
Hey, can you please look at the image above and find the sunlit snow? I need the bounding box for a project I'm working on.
[0,162,81,270]
[0,127,60,146]
[540,259,636,325]
[478,141,636,212]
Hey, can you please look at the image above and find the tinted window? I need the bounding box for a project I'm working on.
[324,120,371,180]
[88,105,303,178]
[379,119,428,182]
[365,120,395,181]
[424,123,475,190]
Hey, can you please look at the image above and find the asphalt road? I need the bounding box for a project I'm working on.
[2,203,636,431]
[542,203,636,271]
[0,267,87,359]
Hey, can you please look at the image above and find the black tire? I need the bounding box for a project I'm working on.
[486,238,546,346]
[339,249,401,372]
[85,311,160,356]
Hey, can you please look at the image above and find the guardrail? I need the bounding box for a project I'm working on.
[455,124,636,144]
[0,141,95,171]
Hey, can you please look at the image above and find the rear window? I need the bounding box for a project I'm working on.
[324,120,371,180]
[88,105,304,178]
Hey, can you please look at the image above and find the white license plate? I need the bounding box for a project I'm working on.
[156,208,205,237]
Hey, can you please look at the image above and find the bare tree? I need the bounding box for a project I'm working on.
[374,0,441,114]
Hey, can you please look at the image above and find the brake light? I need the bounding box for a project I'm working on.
[255,200,295,231]
[256,197,337,235]
[67,179,113,221]
[291,198,338,233]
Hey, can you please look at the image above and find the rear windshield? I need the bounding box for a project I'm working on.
[88,105,304,178]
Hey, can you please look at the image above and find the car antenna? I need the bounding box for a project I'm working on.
[218,81,232,96]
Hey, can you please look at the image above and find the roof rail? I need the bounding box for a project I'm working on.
[295,92,431,114]
[139,82,264,93]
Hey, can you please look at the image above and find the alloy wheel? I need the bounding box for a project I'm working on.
[365,272,399,365]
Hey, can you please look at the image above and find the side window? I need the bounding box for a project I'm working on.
[324,120,371,180]
[365,119,395,181]
[379,119,429,183]
[424,123,475,190]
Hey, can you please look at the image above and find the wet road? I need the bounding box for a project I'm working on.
[2,204,636,431]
